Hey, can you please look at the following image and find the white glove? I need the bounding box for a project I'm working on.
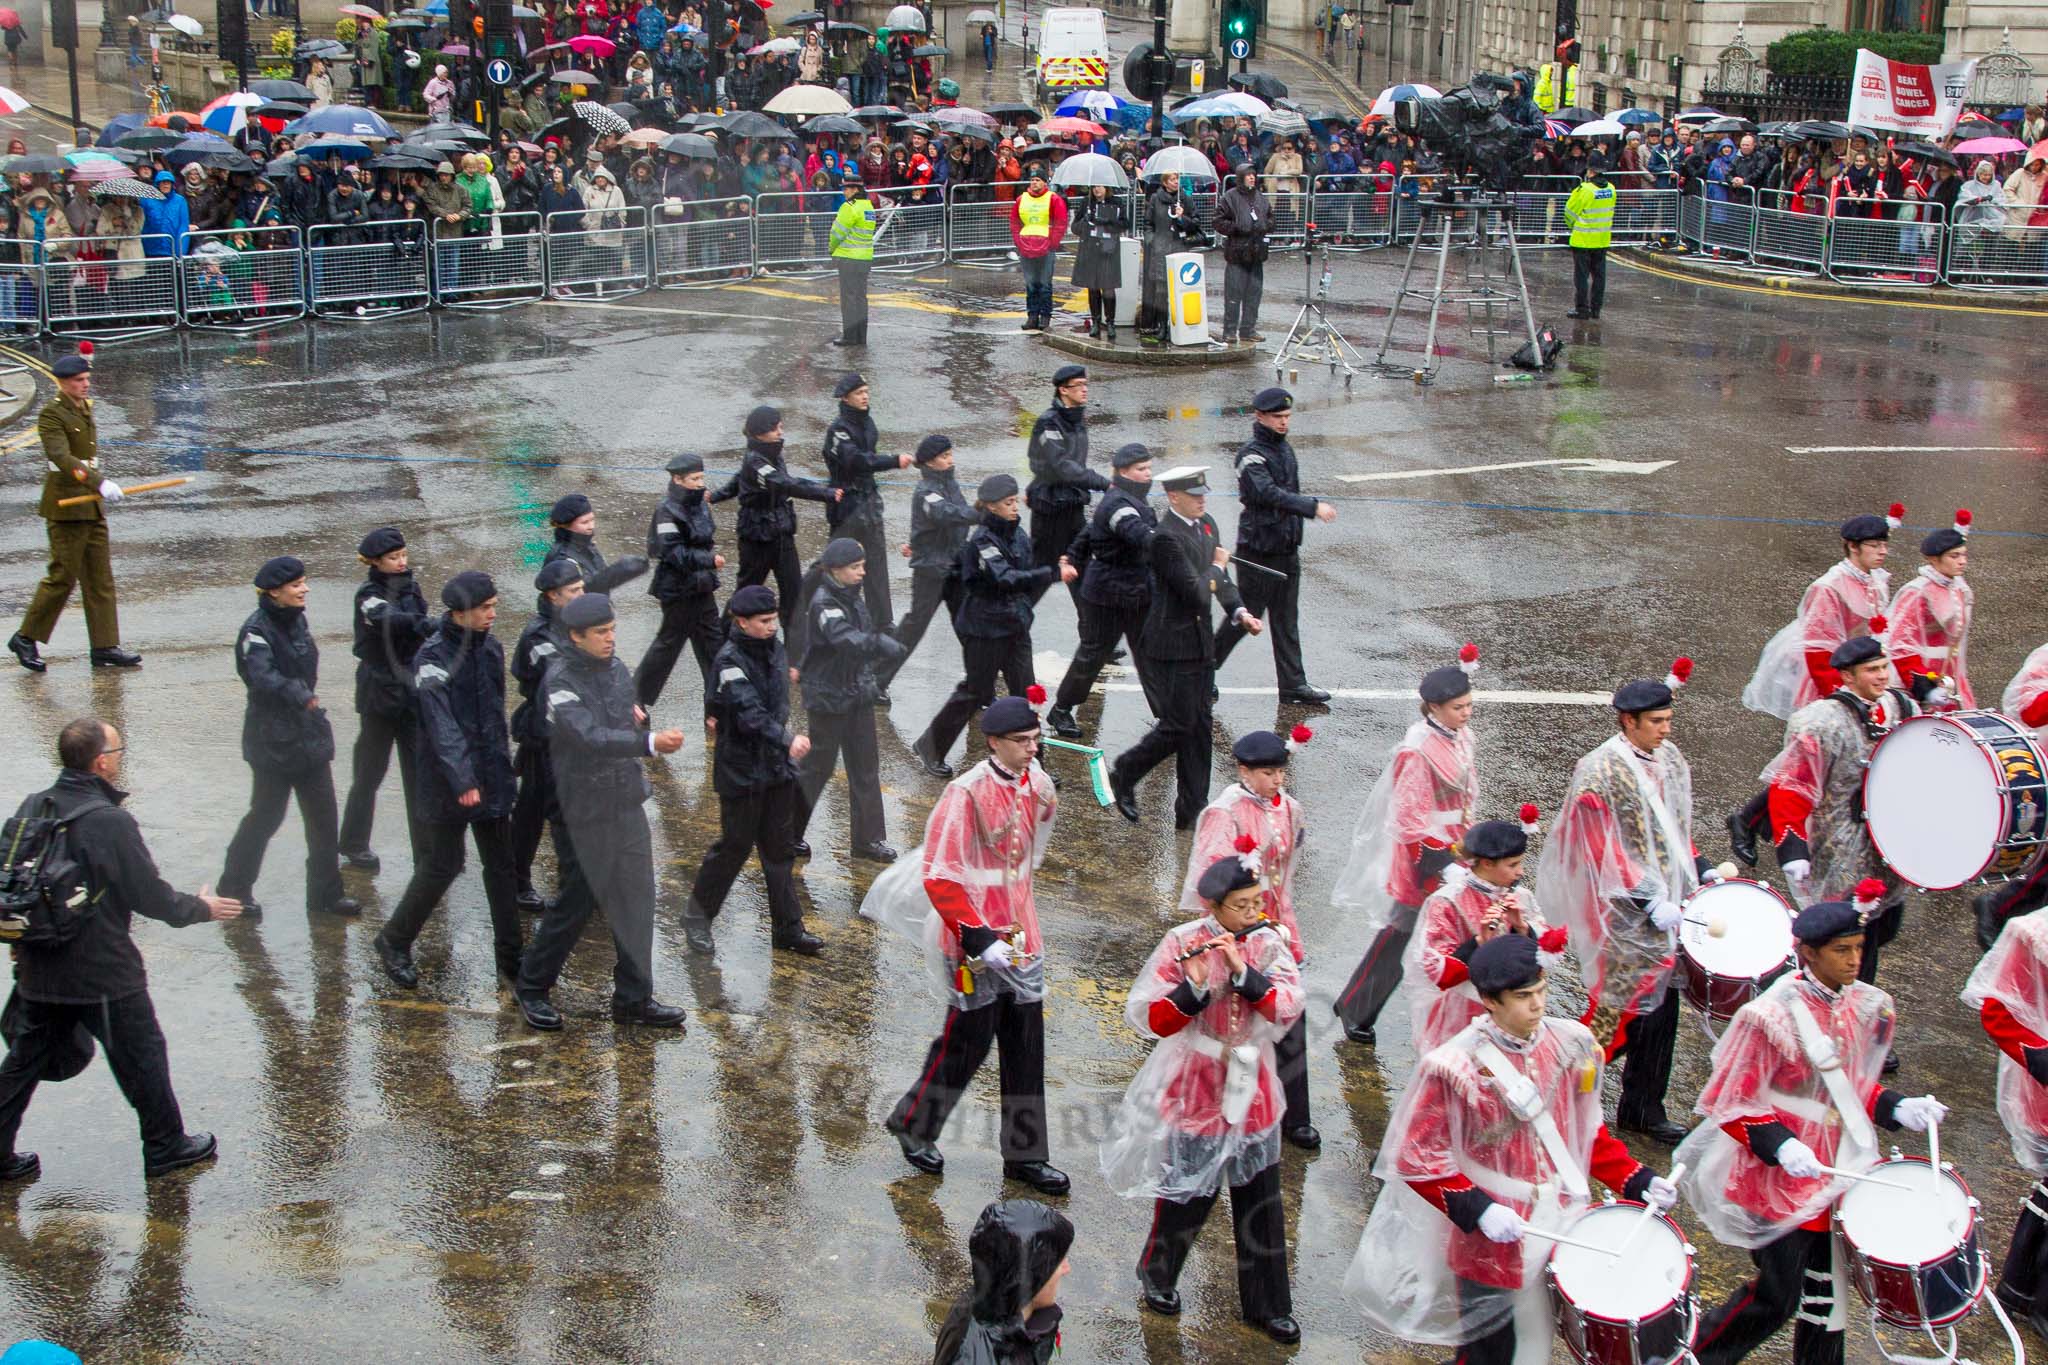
[97,479,123,505]
[980,940,1015,971]
[1926,684,1953,707]
[1893,1095,1948,1132]
[1701,864,1726,884]
[1776,1138,1825,1180]
[1781,859,1812,901]
[1645,1175,1680,1212]
[1477,1202,1524,1244]
[1649,899,1684,932]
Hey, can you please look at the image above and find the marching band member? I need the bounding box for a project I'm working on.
[1883,510,1974,711]
[1347,934,1677,1365]
[1332,649,1483,1047]
[1740,504,1900,723]
[1404,812,1566,1057]
[1753,635,1921,997]
[1179,729,1316,1149]
[1979,647,2048,945]
[1677,897,1946,1365]
[1963,904,2048,1337]
[1100,855,1303,1344]
[1536,663,1707,1145]
[865,695,1069,1196]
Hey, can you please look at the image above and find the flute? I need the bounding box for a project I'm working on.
[1173,917,1276,962]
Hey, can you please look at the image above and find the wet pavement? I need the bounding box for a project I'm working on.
[0,250,2042,1363]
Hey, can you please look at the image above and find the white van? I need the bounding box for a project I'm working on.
[1035,7,1110,104]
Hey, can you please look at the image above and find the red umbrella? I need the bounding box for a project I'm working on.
[2032,139,2048,163]
[566,33,614,56]
[0,10,21,30]
[1039,115,1105,137]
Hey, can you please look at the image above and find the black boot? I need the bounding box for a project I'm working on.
[1978,890,2010,952]
[7,632,43,673]
[680,897,716,954]
[1997,1183,2048,1322]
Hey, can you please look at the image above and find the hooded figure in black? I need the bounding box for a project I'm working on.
[932,1200,1074,1365]
[820,372,911,633]
[339,526,431,872]
[634,451,725,715]
[711,404,840,626]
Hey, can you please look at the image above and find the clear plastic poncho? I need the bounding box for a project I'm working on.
[1098,916,1303,1202]
[1347,1017,1610,1358]
[1886,567,1974,707]
[1760,699,1901,906]
[1179,784,1306,963]
[1743,561,1891,721]
[859,758,1058,1011]
[2005,644,2048,738]
[1674,970,1894,1248]
[1330,718,1479,936]
[1402,871,1553,1057]
[1535,733,1696,1047]
[1961,908,2048,1174]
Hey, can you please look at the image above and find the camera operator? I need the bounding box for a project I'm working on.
[1213,167,1272,345]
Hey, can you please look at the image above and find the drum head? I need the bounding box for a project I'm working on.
[1549,1204,1689,1319]
[1836,1160,1970,1260]
[1866,718,2001,890]
[1681,881,1794,975]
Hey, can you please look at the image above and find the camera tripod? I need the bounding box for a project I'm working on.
[1372,191,1545,385]
[1270,233,1361,384]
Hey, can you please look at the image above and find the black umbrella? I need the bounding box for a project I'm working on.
[606,99,641,123]
[368,151,437,169]
[679,111,726,130]
[296,38,347,57]
[116,128,183,150]
[721,109,793,140]
[947,123,996,144]
[1794,119,1849,142]
[1896,140,1958,168]
[1011,143,1072,161]
[1700,116,1756,135]
[1227,71,1287,101]
[1,153,67,174]
[827,20,869,32]
[984,102,1040,122]
[201,148,259,172]
[383,14,427,25]
[782,8,825,22]
[1551,106,1595,125]
[850,104,903,121]
[660,131,716,158]
[537,116,575,143]
[804,114,864,135]
[251,77,317,99]
[255,101,308,119]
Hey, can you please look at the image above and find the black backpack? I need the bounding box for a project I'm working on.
[0,793,107,947]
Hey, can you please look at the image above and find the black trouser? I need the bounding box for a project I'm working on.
[737,534,805,627]
[1212,549,1307,694]
[1694,1226,1841,1365]
[1112,652,1212,826]
[1086,287,1115,329]
[380,815,525,978]
[634,592,722,711]
[1028,505,1084,608]
[1138,1160,1290,1323]
[880,567,958,688]
[518,810,656,1007]
[688,781,805,937]
[1451,1277,1516,1365]
[1333,902,1418,1035]
[509,743,564,901]
[1614,984,1680,1129]
[338,709,420,861]
[219,762,345,911]
[1857,899,1903,987]
[836,255,869,344]
[794,705,885,849]
[1053,600,1154,714]
[1572,245,1608,314]
[1272,1013,1310,1133]
[829,513,893,631]
[1983,857,2048,933]
[2001,1180,2048,1314]
[922,634,1033,762]
[888,991,1048,1163]
[0,991,185,1162]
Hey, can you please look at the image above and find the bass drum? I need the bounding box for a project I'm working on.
[1864,710,2048,890]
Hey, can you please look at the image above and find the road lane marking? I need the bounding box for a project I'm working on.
[1785,445,2038,454]
[1615,254,2048,317]
[1338,457,1673,483]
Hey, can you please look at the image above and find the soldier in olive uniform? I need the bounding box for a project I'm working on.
[9,352,142,672]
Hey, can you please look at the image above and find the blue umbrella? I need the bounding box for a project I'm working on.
[1615,108,1662,126]
[1054,89,1128,119]
[97,112,146,147]
[283,105,397,139]
[422,0,447,10]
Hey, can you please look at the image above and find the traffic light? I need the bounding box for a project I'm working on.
[1220,0,1256,60]
[48,0,76,50]
[483,0,513,61]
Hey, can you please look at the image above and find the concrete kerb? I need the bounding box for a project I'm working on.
[1615,246,2048,312]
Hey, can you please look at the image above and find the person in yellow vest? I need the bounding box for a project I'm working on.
[1564,164,1615,319]
[1534,60,1577,114]
[10,349,142,672]
[829,170,877,347]
[1009,166,1069,332]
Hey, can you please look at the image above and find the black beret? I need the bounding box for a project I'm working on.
[357,526,405,559]
[548,493,592,525]
[1829,635,1887,670]
[1840,513,1891,542]
[1196,854,1259,903]
[1052,364,1086,387]
[833,371,867,398]
[1420,665,1474,705]
[977,473,1019,503]
[914,434,953,464]
[1920,528,1965,557]
[1463,819,1527,862]
[744,404,782,437]
[1469,934,1543,996]
[1111,442,1151,469]
[441,569,497,610]
[978,695,1039,736]
[729,583,779,617]
[821,537,866,568]
[1251,386,1293,413]
[253,555,305,590]
[665,452,704,475]
[534,558,583,593]
[1792,899,1867,946]
[51,355,89,378]
[1612,679,1674,714]
[1231,730,1289,767]
[559,592,614,631]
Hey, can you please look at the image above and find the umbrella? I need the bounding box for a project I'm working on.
[621,127,666,147]
[2030,139,2048,162]
[1615,108,1662,126]
[254,101,308,119]
[1368,82,1441,117]
[948,123,997,144]
[1699,116,1755,135]
[1672,107,1722,125]
[1039,115,1105,137]
[567,33,615,57]
[405,120,489,145]
[749,36,799,53]
[1141,145,1217,179]
[929,105,997,130]
[251,78,317,100]
[884,3,926,32]
[1955,136,2027,155]
[296,38,348,57]
[781,8,825,22]
[439,42,470,55]
[68,160,137,182]
[764,83,851,115]
[115,128,182,150]
[827,21,870,33]
[1540,118,1571,139]
[0,10,17,28]
[284,105,396,138]
[1792,119,1849,142]
[199,89,263,136]
[659,131,716,158]
[549,69,601,84]
[913,42,948,56]
[2,152,67,175]
[527,41,571,59]
[1258,109,1309,138]
[1573,118,1627,138]
[1550,106,1595,125]
[573,99,630,135]
[667,20,699,34]
[166,13,202,36]
[337,3,382,16]
[966,7,996,19]
[89,177,164,200]
[679,111,726,129]
[303,134,373,159]
[383,13,425,24]
[1173,92,1268,118]
[200,147,258,172]
[721,110,797,140]
[0,84,26,115]
[606,99,641,121]
[512,3,539,13]
[1054,89,1124,118]
[367,151,435,169]
[850,104,903,121]
[1228,71,1288,102]
[984,102,1039,122]
[1895,141,1958,168]
[97,112,147,146]
[803,114,864,135]
[1050,151,1126,190]
[1011,143,1072,163]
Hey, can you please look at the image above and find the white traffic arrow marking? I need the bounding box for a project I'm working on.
[1336,457,1674,483]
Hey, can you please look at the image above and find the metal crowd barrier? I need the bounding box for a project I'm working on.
[753,190,836,276]
[873,193,947,271]
[652,198,755,288]
[1309,176,1395,249]
[1943,220,2048,290]
[945,182,1018,266]
[180,225,307,330]
[0,238,38,333]
[308,219,433,318]
[44,233,180,341]
[545,205,651,297]
[432,211,546,309]
[1750,191,1828,275]
[1825,202,1945,287]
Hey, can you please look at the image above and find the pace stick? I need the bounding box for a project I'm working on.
[55,476,191,508]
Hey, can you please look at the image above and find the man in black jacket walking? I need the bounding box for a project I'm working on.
[1022,366,1103,606]
[218,556,358,919]
[338,527,430,873]
[682,584,821,957]
[792,538,906,863]
[634,452,725,715]
[509,560,583,914]
[1213,168,1273,344]
[516,593,688,1031]
[821,373,913,632]
[882,434,975,686]
[1211,388,1337,705]
[1045,442,1158,739]
[718,405,841,626]
[374,571,525,989]
[0,717,238,1182]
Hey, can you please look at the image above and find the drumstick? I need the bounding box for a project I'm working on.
[1517,1226,1621,1258]
[1815,1163,1916,1192]
[55,476,191,508]
[1612,1161,1686,1257]
[1928,1118,1940,1172]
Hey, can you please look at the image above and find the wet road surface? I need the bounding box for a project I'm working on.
[0,249,2042,1362]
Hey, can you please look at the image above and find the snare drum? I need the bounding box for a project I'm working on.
[1678,879,1796,1022]
[1832,1156,1986,1330]
[1547,1201,1697,1365]
[1865,710,2048,890]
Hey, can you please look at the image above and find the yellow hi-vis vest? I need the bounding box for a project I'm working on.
[1017,190,1053,239]
[1565,179,1615,247]
[1535,62,1578,113]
